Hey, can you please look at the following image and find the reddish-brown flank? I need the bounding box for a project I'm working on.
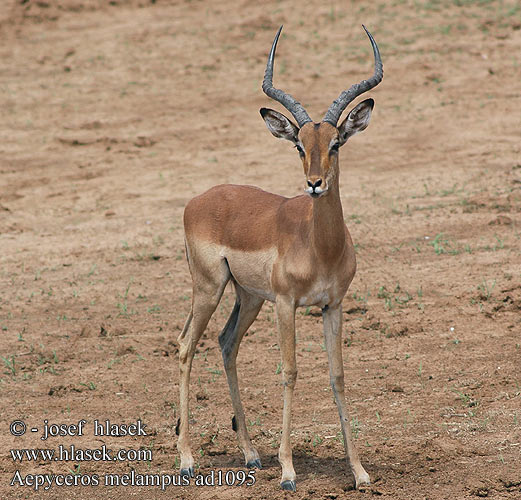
[184,184,313,252]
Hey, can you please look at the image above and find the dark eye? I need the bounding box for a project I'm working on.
[330,143,340,154]
[295,144,304,155]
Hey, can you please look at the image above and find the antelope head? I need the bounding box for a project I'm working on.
[260,26,383,198]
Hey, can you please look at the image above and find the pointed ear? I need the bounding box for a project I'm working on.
[260,108,299,144]
[338,98,374,146]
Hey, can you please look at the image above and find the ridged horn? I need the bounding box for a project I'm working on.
[322,25,383,126]
[262,26,312,128]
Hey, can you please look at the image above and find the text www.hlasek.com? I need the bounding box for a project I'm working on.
[11,445,151,463]
[10,445,256,491]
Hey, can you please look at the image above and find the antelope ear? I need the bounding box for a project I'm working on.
[260,108,299,144]
[338,98,374,145]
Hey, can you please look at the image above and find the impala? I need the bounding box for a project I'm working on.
[176,25,383,491]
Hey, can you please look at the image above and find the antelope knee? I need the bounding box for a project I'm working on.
[330,374,345,392]
[178,344,191,364]
[283,369,298,388]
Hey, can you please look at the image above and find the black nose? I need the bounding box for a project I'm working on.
[307,179,322,189]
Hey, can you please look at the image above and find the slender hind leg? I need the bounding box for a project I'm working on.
[176,256,230,477]
[219,284,264,468]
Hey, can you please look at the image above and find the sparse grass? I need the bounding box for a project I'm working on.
[1,355,16,376]
[495,233,506,250]
[429,233,460,255]
[312,433,323,447]
[247,416,261,429]
[353,290,370,304]
[347,214,362,225]
[477,278,496,301]
[107,358,121,369]
[69,464,81,476]
[301,306,311,316]
[116,279,135,317]
[376,283,421,311]
[79,381,97,391]
[453,389,479,408]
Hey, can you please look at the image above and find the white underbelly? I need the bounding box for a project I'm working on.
[222,247,277,302]
[297,285,330,308]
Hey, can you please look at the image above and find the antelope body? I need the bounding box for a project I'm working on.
[176,25,383,491]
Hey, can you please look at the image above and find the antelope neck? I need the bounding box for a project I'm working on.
[310,174,345,262]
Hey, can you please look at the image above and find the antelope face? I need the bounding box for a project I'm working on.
[260,98,374,198]
[298,121,339,198]
[260,24,382,198]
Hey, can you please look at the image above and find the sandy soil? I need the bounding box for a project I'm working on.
[1,0,520,498]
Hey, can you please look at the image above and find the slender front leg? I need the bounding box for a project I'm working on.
[275,296,297,491]
[322,304,370,489]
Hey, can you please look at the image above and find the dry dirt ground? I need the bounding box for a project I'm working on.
[1,0,520,499]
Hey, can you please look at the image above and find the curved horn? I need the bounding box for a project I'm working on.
[323,25,383,126]
[262,26,312,128]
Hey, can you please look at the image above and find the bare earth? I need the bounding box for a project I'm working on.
[1,1,520,499]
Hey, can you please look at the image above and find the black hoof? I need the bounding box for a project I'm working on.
[246,459,262,469]
[180,467,194,478]
[281,480,296,492]
[358,484,370,493]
